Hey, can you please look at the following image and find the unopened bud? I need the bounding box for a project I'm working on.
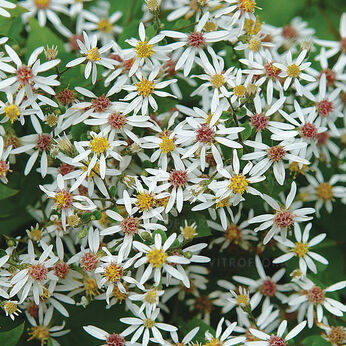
[146,0,159,12]
[44,45,58,61]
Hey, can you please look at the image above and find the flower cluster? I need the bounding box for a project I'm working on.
[0,0,345,345]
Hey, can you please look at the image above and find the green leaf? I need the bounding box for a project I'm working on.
[0,322,25,346]
[241,122,253,140]
[71,123,88,141]
[302,335,329,346]
[0,184,19,200]
[152,229,167,242]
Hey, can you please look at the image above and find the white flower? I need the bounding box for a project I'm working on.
[66,31,115,84]
[248,181,315,244]
[274,50,315,96]
[133,233,190,286]
[205,318,245,345]
[248,320,307,345]
[273,223,328,275]
[0,45,60,99]
[39,174,96,230]
[3,300,21,320]
[242,139,310,185]
[162,13,228,76]
[122,66,177,115]
[120,304,177,346]
[83,325,126,345]
[0,136,12,184]
[288,279,346,328]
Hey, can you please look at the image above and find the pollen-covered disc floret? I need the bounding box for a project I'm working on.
[228,174,248,194]
[196,123,215,143]
[273,210,294,229]
[306,286,325,304]
[147,248,167,268]
[104,263,124,283]
[89,136,110,155]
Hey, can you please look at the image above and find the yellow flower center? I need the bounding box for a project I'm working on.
[55,190,72,210]
[136,41,154,59]
[89,136,109,155]
[228,174,248,194]
[216,197,230,208]
[86,47,101,61]
[316,182,333,201]
[236,293,249,306]
[225,224,241,242]
[28,326,50,344]
[159,136,175,153]
[82,161,100,178]
[4,302,18,314]
[40,288,51,301]
[46,113,58,127]
[136,192,155,211]
[204,21,217,32]
[182,225,196,240]
[147,248,167,268]
[210,73,224,88]
[233,84,247,97]
[84,277,100,297]
[293,242,309,257]
[145,289,157,304]
[204,338,223,346]
[143,318,155,328]
[4,104,20,123]
[289,162,308,176]
[244,17,261,35]
[287,64,300,78]
[97,19,112,33]
[113,285,128,302]
[29,228,42,241]
[34,0,50,9]
[239,0,256,12]
[291,268,303,278]
[249,37,261,51]
[136,79,155,97]
[104,263,123,283]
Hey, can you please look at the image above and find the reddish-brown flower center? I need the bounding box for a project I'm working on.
[57,88,76,106]
[319,69,336,87]
[80,253,99,272]
[120,217,139,235]
[316,131,329,145]
[196,123,214,143]
[267,145,286,162]
[17,66,34,85]
[260,279,277,296]
[264,62,281,79]
[188,31,205,48]
[54,261,71,279]
[106,333,126,346]
[169,170,188,187]
[108,112,127,130]
[274,210,294,229]
[251,113,269,131]
[36,134,52,151]
[58,163,74,176]
[29,264,47,281]
[282,24,298,39]
[306,286,325,304]
[300,123,317,139]
[317,100,333,117]
[268,335,286,346]
[69,33,84,51]
[92,95,111,112]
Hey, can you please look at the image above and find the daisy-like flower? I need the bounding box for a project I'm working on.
[191,48,234,112]
[124,22,172,76]
[66,31,115,84]
[0,136,12,184]
[204,318,245,345]
[39,174,96,230]
[270,101,326,159]
[81,6,122,45]
[3,300,22,320]
[209,149,265,206]
[101,202,166,258]
[120,304,177,346]
[274,50,315,96]
[242,139,309,185]
[122,66,177,115]
[301,169,346,216]
[10,241,58,305]
[84,325,126,346]
[208,206,258,250]
[248,319,307,345]
[0,0,15,17]
[288,279,346,328]
[19,0,70,26]
[248,181,315,244]
[179,115,244,171]
[0,45,60,99]
[129,287,165,313]
[27,306,70,345]
[133,233,190,287]
[233,256,291,310]
[94,247,139,304]
[72,130,125,179]
[162,13,228,76]
[273,223,328,275]
[317,321,346,346]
